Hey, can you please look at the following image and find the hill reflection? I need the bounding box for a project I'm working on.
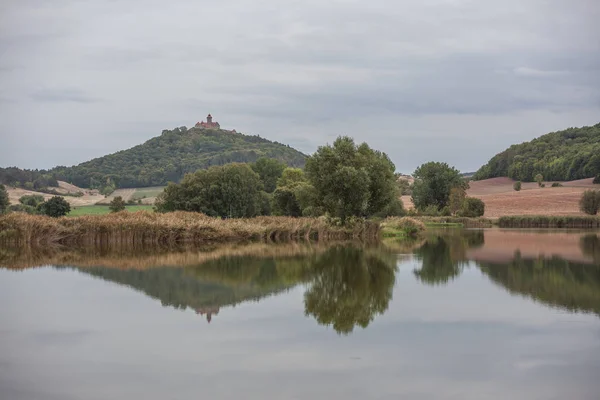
[2,230,599,331]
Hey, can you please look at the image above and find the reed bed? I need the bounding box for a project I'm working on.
[416,216,494,228]
[0,211,380,245]
[498,215,600,229]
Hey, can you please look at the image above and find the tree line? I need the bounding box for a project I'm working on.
[155,136,484,220]
[474,123,600,182]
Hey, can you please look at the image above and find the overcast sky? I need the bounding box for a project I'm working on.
[0,0,598,173]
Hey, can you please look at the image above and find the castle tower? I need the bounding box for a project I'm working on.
[206,114,213,124]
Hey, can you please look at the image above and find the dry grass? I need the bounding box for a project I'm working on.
[0,211,380,245]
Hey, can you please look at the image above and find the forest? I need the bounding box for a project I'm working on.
[0,126,306,190]
[473,122,600,182]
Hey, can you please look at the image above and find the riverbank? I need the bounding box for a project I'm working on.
[0,211,380,245]
[498,215,600,228]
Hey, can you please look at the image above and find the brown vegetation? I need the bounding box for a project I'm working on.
[0,211,380,245]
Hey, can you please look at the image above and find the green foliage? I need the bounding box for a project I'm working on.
[0,167,58,189]
[580,190,600,215]
[396,177,412,195]
[39,196,71,217]
[49,127,306,188]
[449,187,466,215]
[251,158,286,193]
[381,217,425,237]
[473,123,600,182]
[109,196,126,213]
[305,136,397,222]
[551,182,563,187]
[535,174,544,186]
[460,197,485,217]
[594,175,600,184]
[154,163,265,218]
[8,204,39,214]
[19,194,45,207]
[0,184,10,214]
[513,181,522,191]
[272,187,302,217]
[411,162,467,211]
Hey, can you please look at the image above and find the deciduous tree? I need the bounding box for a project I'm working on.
[411,162,467,212]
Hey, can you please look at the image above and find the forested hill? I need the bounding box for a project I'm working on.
[49,127,307,188]
[473,123,600,182]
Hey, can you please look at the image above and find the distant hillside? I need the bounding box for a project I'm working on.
[473,123,600,182]
[47,126,306,188]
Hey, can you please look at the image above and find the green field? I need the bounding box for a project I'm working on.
[68,205,154,216]
[131,186,165,201]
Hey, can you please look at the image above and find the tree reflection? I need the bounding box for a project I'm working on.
[478,256,600,316]
[303,246,397,335]
[412,231,484,285]
[580,234,600,264]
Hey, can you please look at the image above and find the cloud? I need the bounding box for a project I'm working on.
[30,88,101,103]
[0,0,598,171]
[512,67,568,77]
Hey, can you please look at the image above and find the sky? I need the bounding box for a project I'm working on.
[0,0,599,174]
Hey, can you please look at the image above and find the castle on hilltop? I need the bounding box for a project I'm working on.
[195,113,220,129]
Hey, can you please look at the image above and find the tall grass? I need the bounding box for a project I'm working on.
[0,211,380,245]
[416,216,494,228]
[498,215,600,228]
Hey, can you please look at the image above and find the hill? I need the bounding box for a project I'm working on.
[473,122,600,182]
[48,126,306,189]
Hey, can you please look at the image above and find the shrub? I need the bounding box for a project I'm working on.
[580,190,600,215]
[540,183,546,188]
[513,181,522,191]
[9,204,38,214]
[460,197,485,217]
[535,174,544,187]
[594,175,600,184]
[551,182,562,187]
[19,194,45,207]
[109,196,126,213]
[381,217,426,237]
[38,196,71,217]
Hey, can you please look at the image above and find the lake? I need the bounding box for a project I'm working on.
[1,229,599,400]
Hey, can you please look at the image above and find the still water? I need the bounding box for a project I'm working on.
[1,229,599,400]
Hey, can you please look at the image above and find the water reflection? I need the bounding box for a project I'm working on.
[1,230,599,331]
[414,230,600,316]
[35,245,397,334]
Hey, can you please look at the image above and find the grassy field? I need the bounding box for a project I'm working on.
[68,205,154,216]
[131,187,165,201]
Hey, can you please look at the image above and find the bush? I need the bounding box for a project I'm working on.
[109,196,126,213]
[513,181,522,191]
[579,190,600,215]
[594,175,600,184]
[38,196,71,217]
[9,204,39,214]
[19,194,45,207]
[535,174,544,187]
[540,183,546,188]
[460,197,485,217]
[381,217,426,237]
[551,182,563,187]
